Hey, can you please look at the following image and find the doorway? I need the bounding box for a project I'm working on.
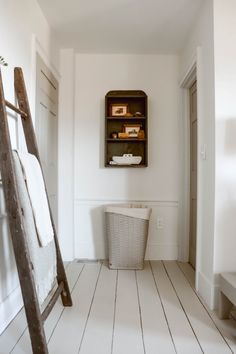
[35,54,59,229]
[189,81,197,269]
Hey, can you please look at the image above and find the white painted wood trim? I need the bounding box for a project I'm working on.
[179,52,197,88]
[197,271,219,311]
[75,199,178,207]
[30,34,61,123]
[195,47,204,294]
[31,34,61,82]
[178,83,191,263]
[179,47,202,293]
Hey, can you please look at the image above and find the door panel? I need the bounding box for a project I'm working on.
[189,81,197,269]
[35,54,59,229]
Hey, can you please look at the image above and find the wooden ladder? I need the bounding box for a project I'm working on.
[0,67,72,354]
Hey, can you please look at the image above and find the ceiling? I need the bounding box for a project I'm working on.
[37,0,204,54]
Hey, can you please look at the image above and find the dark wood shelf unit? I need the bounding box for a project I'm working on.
[105,90,148,168]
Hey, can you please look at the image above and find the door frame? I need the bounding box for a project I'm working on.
[35,52,59,230]
[179,47,202,290]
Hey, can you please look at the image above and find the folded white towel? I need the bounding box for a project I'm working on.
[13,152,56,304]
[16,150,54,247]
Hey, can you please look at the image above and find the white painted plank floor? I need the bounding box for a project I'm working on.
[0,261,235,354]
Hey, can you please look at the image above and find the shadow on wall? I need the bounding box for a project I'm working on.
[224,118,236,155]
[90,205,108,259]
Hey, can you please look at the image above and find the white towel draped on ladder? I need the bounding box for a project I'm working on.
[16,150,54,247]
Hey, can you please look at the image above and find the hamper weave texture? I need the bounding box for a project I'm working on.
[106,211,150,270]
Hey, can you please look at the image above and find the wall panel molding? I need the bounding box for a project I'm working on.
[75,198,178,206]
[74,199,179,261]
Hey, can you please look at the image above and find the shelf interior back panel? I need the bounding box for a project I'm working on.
[106,141,146,165]
[106,120,146,138]
[106,97,147,117]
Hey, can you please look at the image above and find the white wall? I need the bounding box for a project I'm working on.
[74,54,180,260]
[179,0,216,307]
[213,0,236,278]
[0,0,59,334]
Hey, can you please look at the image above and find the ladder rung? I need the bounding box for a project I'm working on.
[5,100,27,118]
[41,281,64,322]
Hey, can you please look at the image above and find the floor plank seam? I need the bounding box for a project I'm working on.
[0,308,26,354]
[47,263,85,344]
[77,262,103,354]
[135,270,146,354]
[3,261,235,354]
[5,262,72,353]
[9,263,73,353]
[176,261,234,354]
[9,326,27,354]
[110,270,118,354]
[162,261,204,353]
[0,306,23,334]
[149,261,177,354]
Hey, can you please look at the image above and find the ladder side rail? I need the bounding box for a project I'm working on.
[14,67,72,306]
[0,69,49,354]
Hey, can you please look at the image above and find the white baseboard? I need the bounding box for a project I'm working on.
[75,243,178,261]
[197,271,217,310]
[0,286,23,335]
[213,283,220,310]
[145,244,178,260]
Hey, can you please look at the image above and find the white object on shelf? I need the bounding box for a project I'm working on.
[112,154,142,165]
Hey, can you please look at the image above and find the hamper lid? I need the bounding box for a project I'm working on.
[105,205,152,220]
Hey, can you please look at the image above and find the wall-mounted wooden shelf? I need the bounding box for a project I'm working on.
[105,90,148,168]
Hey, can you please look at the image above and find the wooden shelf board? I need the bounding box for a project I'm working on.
[106,138,146,142]
[105,164,147,168]
[106,94,146,98]
[106,116,146,120]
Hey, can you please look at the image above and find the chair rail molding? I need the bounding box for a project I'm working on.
[74,198,179,261]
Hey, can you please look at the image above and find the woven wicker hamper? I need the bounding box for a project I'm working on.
[105,205,152,270]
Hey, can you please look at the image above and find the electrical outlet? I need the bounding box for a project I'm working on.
[157,217,164,229]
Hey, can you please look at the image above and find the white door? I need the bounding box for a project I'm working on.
[189,81,197,269]
[35,54,59,230]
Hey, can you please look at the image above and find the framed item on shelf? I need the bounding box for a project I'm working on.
[110,103,128,116]
[123,124,142,137]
